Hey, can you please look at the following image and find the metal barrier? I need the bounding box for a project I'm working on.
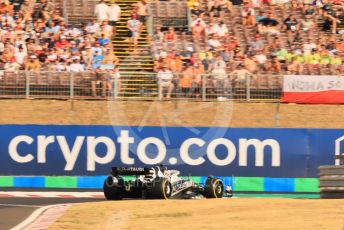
[157,73,282,101]
[0,71,283,101]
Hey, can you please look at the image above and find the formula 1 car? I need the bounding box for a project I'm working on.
[103,166,232,200]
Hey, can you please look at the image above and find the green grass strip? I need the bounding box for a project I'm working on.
[234,177,264,191]
[294,178,319,192]
[45,176,77,188]
[0,176,13,187]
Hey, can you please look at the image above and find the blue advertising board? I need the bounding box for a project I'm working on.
[0,125,341,177]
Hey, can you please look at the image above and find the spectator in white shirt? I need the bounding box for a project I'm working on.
[108,2,121,36]
[14,45,27,66]
[208,34,222,50]
[216,21,229,38]
[254,50,267,64]
[157,65,174,100]
[303,38,317,54]
[69,56,85,72]
[95,0,109,22]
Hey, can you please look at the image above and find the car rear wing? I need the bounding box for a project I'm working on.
[111,167,151,176]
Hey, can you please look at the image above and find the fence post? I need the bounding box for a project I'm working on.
[202,74,206,101]
[25,71,30,99]
[246,74,250,101]
[70,72,74,99]
[114,75,118,100]
[158,78,162,101]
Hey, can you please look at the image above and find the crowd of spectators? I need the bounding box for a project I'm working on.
[0,0,120,75]
[152,0,344,98]
[0,0,344,99]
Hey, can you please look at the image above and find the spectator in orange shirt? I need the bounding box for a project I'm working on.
[0,1,13,15]
[192,60,205,98]
[179,65,193,97]
[336,38,344,54]
[25,55,41,72]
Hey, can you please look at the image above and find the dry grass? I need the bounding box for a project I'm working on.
[2,100,344,128]
[49,198,344,230]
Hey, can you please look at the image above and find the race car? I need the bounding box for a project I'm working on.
[103,165,232,200]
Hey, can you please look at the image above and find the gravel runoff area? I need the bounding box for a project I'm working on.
[49,198,344,230]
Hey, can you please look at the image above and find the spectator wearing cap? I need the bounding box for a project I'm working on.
[69,56,85,72]
[157,65,174,100]
[92,50,104,70]
[180,46,194,65]
[14,45,27,67]
[55,36,69,49]
[192,18,206,40]
[25,55,41,71]
[107,1,121,36]
[95,0,109,22]
[92,41,103,56]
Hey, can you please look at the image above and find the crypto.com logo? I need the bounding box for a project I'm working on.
[107,89,234,166]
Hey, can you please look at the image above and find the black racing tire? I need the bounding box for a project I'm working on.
[203,177,224,198]
[149,178,173,199]
[103,176,123,200]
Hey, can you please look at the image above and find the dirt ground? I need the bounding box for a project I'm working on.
[1,100,344,128]
[49,198,344,230]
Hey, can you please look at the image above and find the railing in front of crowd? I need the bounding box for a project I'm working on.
[0,71,283,101]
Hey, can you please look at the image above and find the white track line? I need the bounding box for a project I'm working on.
[0,191,104,198]
[10,204,58,230]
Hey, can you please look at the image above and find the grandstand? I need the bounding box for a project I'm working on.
[0,0,342,100]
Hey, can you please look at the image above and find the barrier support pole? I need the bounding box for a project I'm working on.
[25,71,30,99]
[70,72,74,100]
[246,74,250,101]
[202,75,206,101]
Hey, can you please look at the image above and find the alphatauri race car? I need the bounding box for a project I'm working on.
[103,166,232,200]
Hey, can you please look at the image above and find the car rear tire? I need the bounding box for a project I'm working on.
[103,177,123,200]
[149,178,172,199]
[203,177,224,198]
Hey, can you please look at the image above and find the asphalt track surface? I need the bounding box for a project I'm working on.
[0,197,104,230]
